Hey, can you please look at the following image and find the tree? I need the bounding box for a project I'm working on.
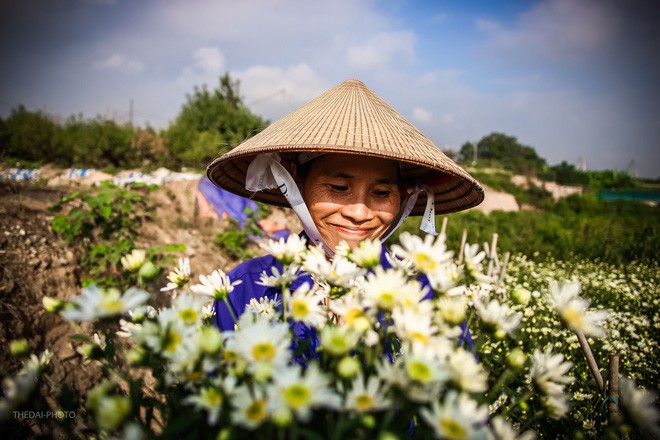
[165,73,267,166]
[459,132,547,175]
[1,105,58,164]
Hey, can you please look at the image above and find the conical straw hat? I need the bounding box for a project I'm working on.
[207,79,484,215]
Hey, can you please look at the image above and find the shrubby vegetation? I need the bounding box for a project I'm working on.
[392,194,660,265]
[0,73,265,171]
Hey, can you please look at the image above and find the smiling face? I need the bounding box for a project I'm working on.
[297,154,401,251]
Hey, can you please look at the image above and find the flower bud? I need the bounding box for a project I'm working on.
[95,395,131,432]
[9,339,30,357]
[510,287,531,305]
[200,326,223,355]
[272,407,293,427]
[253,362,274,382]
[337,356,361,379]
[506,348,527,369]
[126,346,147,366]
[438,297,467,326]
[361,414,376,429]
[138,261,160,281]
[78,342,103,360]
[42,296,64,314]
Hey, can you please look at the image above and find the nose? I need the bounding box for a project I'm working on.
[341,200,375,223]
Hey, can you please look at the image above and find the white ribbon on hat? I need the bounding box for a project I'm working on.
[246,153,334,256]
[245,153,437,257]
[380,184,437,241]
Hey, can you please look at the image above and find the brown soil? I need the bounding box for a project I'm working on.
[0,178,299,438]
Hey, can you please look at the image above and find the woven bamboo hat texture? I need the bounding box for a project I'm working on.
[207,79,484,215]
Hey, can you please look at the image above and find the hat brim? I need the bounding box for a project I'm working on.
[206,80,484,215]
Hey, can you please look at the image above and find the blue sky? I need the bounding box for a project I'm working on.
[1,0,658,178]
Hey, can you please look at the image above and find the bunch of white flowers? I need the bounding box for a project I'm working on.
[33,231,643,439]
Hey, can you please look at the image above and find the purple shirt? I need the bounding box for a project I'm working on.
[213,236,473,354]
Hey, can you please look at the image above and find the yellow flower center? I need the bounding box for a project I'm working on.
[416,253,436,272]
[292,300,309,318]
[252,342,276,362]
[283,384,311,409]
[164,330,182,352]
[201,387,223,407]
[410,331,430,345]
[223,349,238,363]
[378,292,395,309]
[355,394,374,411]
[439,417,467,439]
[562,306,585,331]
[100,291,124,314]
[179,308,198,325]
[407,360,432,383]
[246,399,268,423]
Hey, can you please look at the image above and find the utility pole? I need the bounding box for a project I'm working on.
[129,98,136,150]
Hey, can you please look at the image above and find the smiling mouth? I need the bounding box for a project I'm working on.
[331,225,372,236]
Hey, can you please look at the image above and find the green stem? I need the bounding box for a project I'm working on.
[281,287,290,323]
[501,389,533,417]
[488,368,513,399]
[223,298,238,325]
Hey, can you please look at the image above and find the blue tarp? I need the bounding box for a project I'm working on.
[197,177,290,240]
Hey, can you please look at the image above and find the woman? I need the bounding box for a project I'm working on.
[206,79,484,336]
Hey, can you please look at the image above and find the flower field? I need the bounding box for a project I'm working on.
[2,229,658,439]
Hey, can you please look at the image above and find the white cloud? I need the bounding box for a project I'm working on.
[477,0,621,62]
[235,63,330,120]
[178,47,226,87]
[412,107,432,123]
[346,31,415,70]
[93,54,145,74]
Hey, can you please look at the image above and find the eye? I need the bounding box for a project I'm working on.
[374,190,392,197]
[328,184,348,192]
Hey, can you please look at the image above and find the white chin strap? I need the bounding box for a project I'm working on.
[245,153,437,257]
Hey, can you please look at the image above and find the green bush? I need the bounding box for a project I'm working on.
[389,195,659,265]
[49,182,155,286]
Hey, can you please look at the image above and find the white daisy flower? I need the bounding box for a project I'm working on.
[446,349,488,393]
[328,294,370,333]
[546,279,609,338]
[246,296,281,320]
[488,415,537,440]
[404,353,447,386]
[231,384,270,429]
[360,267,409,311]
[529,348,574,419]
[420,390,489,440]
[160,257,191,292]
[190,269,242,301]
[344,376,391,413]
[287,282,326,327]
[619,377,660,437]
[257,265,301,291]
[260,234,308,265]
[171,293,208,327]
[183,384,225,425]
[392,306,436,348]
[319,325,361,357]
[474,298,522,338]
[348,238,383,269]
[391,232,454,275]
[0,368,39,421]
[62,286,150,322]
[303,246,364,290]
[269,364,341,422]
[226,316,291,372]
[436,296,468,326]
[121,249,146,272]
